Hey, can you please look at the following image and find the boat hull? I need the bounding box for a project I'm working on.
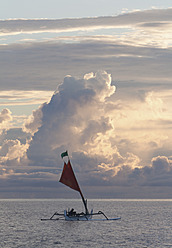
[41,210,121,221]
[64,210,92,221]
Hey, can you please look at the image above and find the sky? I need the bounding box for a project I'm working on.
[0,0,172,199]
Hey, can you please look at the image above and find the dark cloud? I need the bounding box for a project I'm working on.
[0,40,171,92]
[117,156,172,187]
[139,22,171,28]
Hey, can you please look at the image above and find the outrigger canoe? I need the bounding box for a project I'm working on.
[41,151,121,221]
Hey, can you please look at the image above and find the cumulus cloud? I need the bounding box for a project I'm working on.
[126,155,172,187]
[0,109,30,167]
[0,139,29,165]
[150,156,172,175]
[0,108,12,133]
[91,155,172,192]
[0,108,12,123]
[26,71,117,167]
[0,70,172,198]
[23,105,43,135]
[19,71,171,188]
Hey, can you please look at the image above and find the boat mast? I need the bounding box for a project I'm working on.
[79,191,89,214]
[60,151,89,215]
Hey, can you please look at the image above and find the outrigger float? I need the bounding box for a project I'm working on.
[41,151,121,221]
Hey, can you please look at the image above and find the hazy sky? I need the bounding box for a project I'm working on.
[1,0,171,19]
[0,1,172,199]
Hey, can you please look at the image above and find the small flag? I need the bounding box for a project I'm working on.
[61,151,68,159]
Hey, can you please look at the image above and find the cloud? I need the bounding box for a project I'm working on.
[0,108,12,134]
[0,139,29,166]
[0,90,53,106]
[1,8,172,35]
[23,105,43,135]
[25,71,172,188]
[1,8,172,100]
[0,109,30,167]
[151,156,171,173]
[0,167,14,177]
[1,40,172,94]
[127,156,172,187]
[0,70,172,198]
[1,9,172,50]
[26,71,116,167]
[0,8,172,198]
[4,71,171,182]
[92,155,172,191]
[0,108,12,123]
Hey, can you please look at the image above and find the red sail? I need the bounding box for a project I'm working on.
[59,160,81,193]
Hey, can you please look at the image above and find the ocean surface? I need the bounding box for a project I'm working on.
[0,199,172,248]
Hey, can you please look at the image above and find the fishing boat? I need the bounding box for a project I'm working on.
[41,151,121,221]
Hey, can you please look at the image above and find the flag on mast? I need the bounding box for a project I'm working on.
[61,151,68,159]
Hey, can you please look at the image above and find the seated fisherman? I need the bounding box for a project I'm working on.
[69,208,76,216]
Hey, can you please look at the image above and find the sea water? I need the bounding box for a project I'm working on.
[0,199,172,248]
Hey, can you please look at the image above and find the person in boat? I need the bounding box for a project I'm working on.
[68,208,76,216]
